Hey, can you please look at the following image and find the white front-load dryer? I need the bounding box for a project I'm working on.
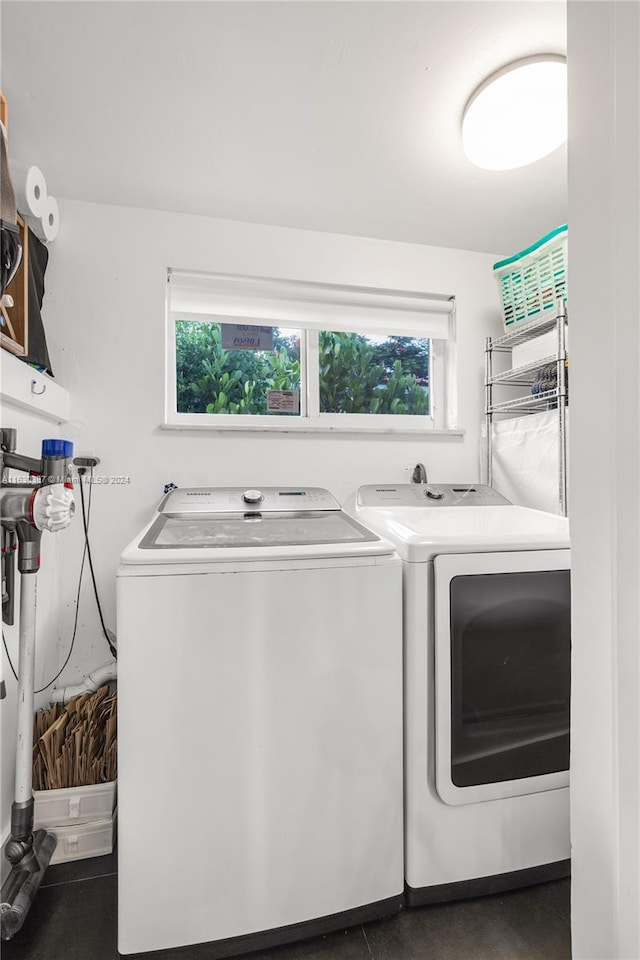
[117,487,403,957]
[344,483,571,905]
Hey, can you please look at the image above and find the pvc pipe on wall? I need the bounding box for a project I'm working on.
[51,661,117,704]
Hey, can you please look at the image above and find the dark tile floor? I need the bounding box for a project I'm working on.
[2,850,571,960]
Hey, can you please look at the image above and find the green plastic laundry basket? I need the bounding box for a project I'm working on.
[493,224,568,329]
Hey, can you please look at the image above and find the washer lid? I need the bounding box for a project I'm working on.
[119,485,398,564]
[138,510,379,551]
[347,497,569,562]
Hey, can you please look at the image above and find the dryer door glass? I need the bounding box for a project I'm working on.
[449,569,570,787]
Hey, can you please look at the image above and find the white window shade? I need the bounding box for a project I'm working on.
[168,270,454,340]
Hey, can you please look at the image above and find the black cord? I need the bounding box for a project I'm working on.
[2,629,18,682]
[1,478,92,693]
[79,468,117,660]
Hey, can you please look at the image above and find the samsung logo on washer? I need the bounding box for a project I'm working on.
[376,488,398,493]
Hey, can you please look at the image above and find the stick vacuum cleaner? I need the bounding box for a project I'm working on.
[0,433,75,940]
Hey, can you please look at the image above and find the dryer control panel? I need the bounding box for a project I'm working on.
[357,484,511,508]
[158,487,341,515]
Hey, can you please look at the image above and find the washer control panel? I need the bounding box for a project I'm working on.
[357,484,511,507]
[159,487,342,514]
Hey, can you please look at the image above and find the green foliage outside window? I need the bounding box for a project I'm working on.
[318,333,429,415]
[175,322,429,416]
[176,322,300,414]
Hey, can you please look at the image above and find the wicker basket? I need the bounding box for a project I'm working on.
[493,225,567,329]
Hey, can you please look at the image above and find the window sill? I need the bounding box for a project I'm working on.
[160,420,464,438]
[0,351,70,423]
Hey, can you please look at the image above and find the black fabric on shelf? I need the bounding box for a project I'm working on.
[22,228,53,376]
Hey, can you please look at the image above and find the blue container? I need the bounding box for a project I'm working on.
[42,439,74,458]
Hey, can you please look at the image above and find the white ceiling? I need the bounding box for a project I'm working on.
[1,1,567,255]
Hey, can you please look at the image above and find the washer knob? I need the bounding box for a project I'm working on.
[242,489,264,504]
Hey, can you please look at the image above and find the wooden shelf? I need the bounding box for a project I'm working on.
[1,215,29,358]
[1,88,29,357]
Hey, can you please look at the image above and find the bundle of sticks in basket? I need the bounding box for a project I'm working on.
[33,685,117,791]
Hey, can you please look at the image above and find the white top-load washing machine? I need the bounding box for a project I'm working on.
[116,486,403,958]
[344,483,571,905]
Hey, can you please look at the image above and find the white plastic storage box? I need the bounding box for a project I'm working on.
[33,780,117,829]
[494,225,568,330]
[512,326,569,369]
[48,810,117,865]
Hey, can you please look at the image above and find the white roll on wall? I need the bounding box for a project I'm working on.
[9,162,60,242]
[10,163,47,222]
[31,195,59,243]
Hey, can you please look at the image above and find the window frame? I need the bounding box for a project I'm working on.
[164,284,458,435]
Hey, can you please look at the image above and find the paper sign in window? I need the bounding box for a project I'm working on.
[221,324,274,351]
[267,390,300,413]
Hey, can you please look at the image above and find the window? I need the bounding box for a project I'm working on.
[317,332,430,416]
[176,321,302,416]
[165,271,456,432]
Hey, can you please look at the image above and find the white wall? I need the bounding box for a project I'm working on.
[39,199,501,683]
[0,407,68,858]
[568,2,640,957]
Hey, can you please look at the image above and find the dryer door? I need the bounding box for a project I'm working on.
[434,549,570,806]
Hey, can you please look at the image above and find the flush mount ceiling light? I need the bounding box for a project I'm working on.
[462,55,567,171]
